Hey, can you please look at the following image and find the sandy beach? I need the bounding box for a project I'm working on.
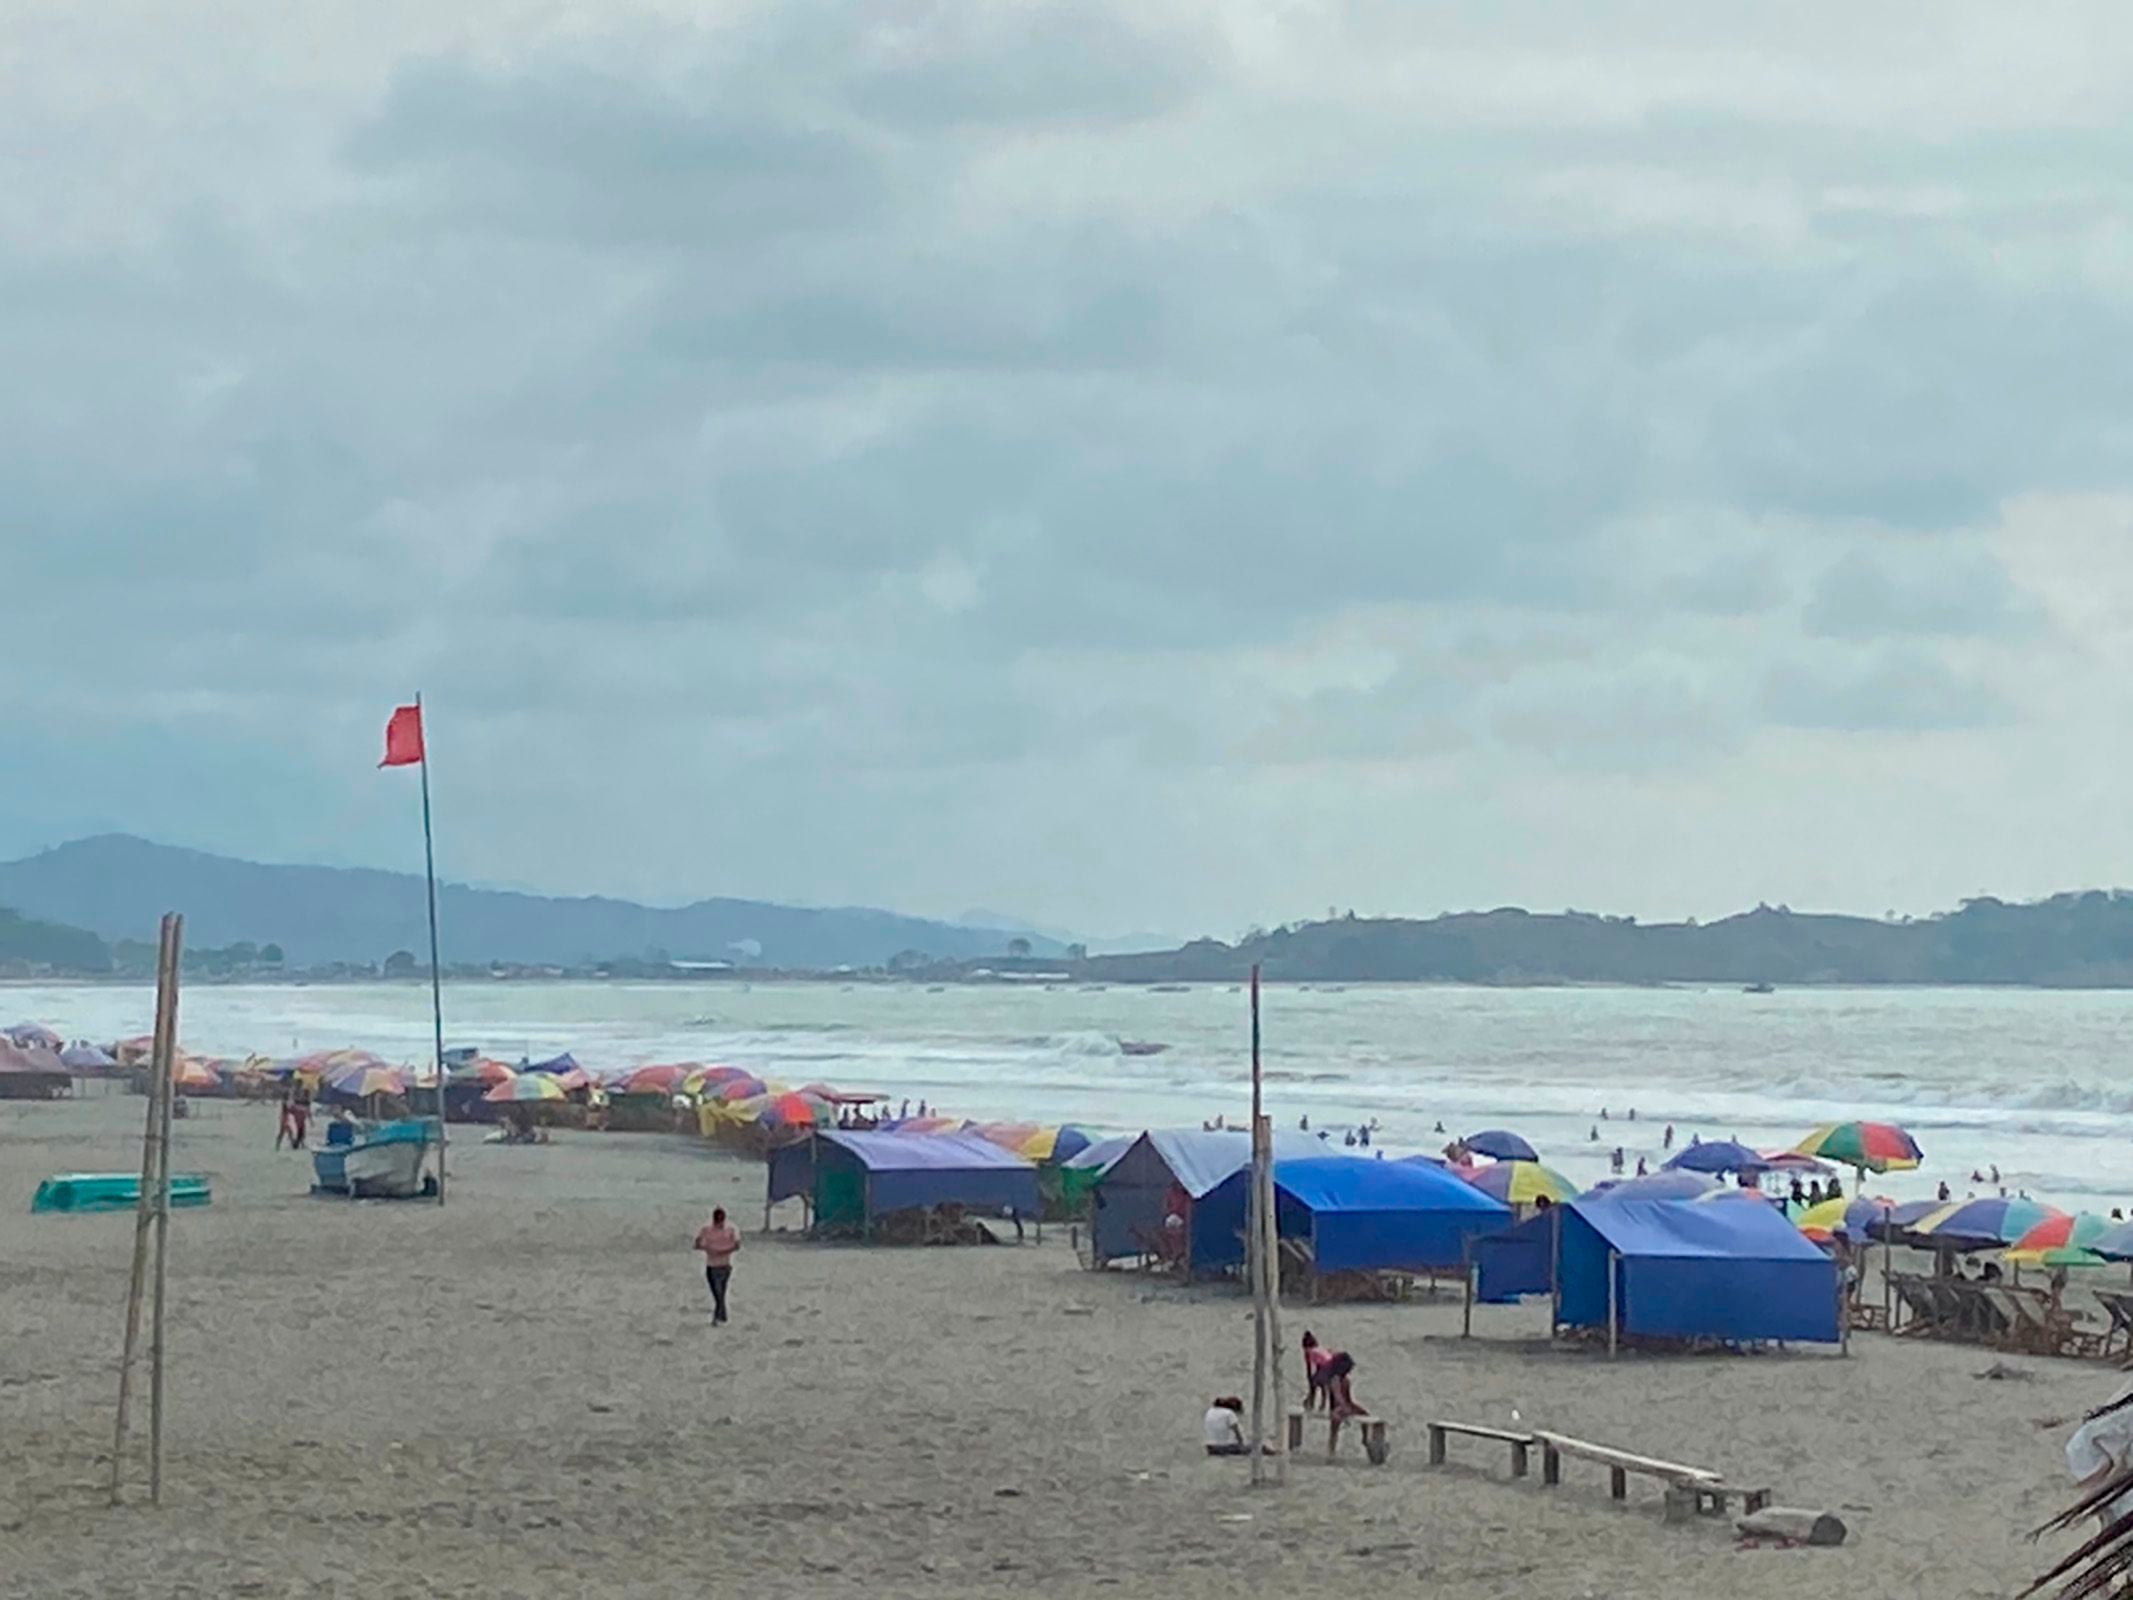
[0,1095,2114,1600]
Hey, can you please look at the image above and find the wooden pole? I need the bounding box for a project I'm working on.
[416,693,448,1205]
[148,914,181,1504]
[1607,1248,1620,1358]
[1259,1112,1286,1484]
[1246,964,1268,1485]
[1549,1206,1562,1337]
[1462,1243,1475,1339]
[111,913,180,1505]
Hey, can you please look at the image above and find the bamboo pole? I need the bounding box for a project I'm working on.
[111,913,180,1505]
[1259,1112,1286,1484]
[416,693,447,1205]
[149,915,182,1503]
[1246,964,1268,1486]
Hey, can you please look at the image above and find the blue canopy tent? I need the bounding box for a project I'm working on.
[767,1130,1039,1240]
[1473,1206,1558,1303]
[523,1052,582,1075]
[1087,1129,1326,1271]
[1558,1194,1840,1348]
[1190,1156,1512,1279]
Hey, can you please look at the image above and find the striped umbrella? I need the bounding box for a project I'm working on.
[1460,1160,1577,1207]
[754,1091,830,1129]
[1792,1121,1922,1173]
[1793,1194,1898,1244]
[619,1064,692,1096]
[451,1056,517,1085]
[170,1057,223,1093]
[2007,1212,2113,1266]
[1912,1195,2062,1249]
[485,1072,564,1104]
[325,1063,409,1100]
[710,1075,771,1103]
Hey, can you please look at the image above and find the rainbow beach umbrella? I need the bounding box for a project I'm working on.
[485,1072,564,1104]
[325,1063,410,1100]
[618,1063,691,1096]
[752,1091,830,1129]
[1460,1159,1575,1207]
[1911,1195,2061,1249]
[1793,1194,1897,1244]
[709,1075,771,1103]
[1792,1121,1922,1173]
[2007,1212,2112,1266]
[170,1057,224,1093]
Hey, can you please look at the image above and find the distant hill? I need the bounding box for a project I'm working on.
[1085,893,2133,987]
[0,904,111,975]
[0,836,1060,971]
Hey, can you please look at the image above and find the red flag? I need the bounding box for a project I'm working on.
[379,704,425,768]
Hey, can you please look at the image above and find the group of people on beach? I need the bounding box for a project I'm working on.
[1203,1329,1366,1457]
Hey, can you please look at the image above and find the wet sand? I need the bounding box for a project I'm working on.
[0,1095,2113,1599]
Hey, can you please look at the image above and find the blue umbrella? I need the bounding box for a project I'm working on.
[1663,1139,1765,1175]
[1582,1170,1718,1202]
[2092,1220,2133,1262]
[1462,1129,1538,1162]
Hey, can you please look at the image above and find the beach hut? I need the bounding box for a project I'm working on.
[765,1130,1039,1241]
[0,1040,70,1100]
[1554,1193,1841,1347]
[1252,1156,1512,1283]
[1086,1129,1328,1273]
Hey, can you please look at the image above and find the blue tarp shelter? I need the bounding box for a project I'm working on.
[1473,1206,1559,1303]
[1194,1156,1512,1274]
[524,1052,581,1074]
[1087,1129,1326,1270]
[768,1130,1038,1237]
[1557,1194,1840,1345]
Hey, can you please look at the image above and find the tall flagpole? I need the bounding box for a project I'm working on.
[416,693,447,1205]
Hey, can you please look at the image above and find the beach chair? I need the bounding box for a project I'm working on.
[1888,1273,1941,1335]
[2094,1290,2133,1358]
[1925,1279,1974,1341]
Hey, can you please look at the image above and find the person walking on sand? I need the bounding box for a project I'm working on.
[694,1207,740,1325]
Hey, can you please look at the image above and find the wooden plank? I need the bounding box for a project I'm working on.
[1531,1431,1720,1484]
[1427,1421,1534,1445]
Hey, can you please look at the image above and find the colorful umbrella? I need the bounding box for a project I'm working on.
[682,1064,750,1092]
[1793,1194,1897,1244]
[754,1091,830,1129]
[1664,1139,1765,1176]
[710,1075,771,1103]
[1462,1129,1538,1162]
[171,1057,224,1093]
[451,1056,517,1085]
[325,1064,409,1100]
[619,1063,692,1096]
[6,1022,63,1050]
[550,1068,592,1093]
[1036,1125,1094,1164]
[1792,1121,1922,1173]
[885,1116,965,1134]
[1911,1195,2061,1248]
[485,1072,564,1103]
[1581,1171,1717,1201]
[60,1043,117,1070]
[2007,1212,2113,1265]
[1460,1159,1575,1207]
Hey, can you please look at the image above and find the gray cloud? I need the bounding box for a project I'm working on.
[4,3,2133,932]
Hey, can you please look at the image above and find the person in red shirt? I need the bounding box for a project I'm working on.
[693,1207,741,1324]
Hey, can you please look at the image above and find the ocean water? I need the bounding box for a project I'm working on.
[9,979,2130,1212]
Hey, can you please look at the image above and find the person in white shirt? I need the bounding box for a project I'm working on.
[2067,1383,2133,1529]
[1203,1396,1249,1457]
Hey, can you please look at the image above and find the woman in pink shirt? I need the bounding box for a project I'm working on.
[693,1207,741,1324]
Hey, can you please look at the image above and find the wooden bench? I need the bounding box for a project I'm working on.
[1534,1431,1732,1511]
[1426,1420,1533,1477]
[1286,1406,1390,1465]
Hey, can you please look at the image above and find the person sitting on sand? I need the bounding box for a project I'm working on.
[1826,1174,1843,1200]
[1807,1180,1825,1205]
[1789,1177,1806,1207]
[1203,1396,1249,1457]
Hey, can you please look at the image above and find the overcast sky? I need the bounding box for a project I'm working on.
[9,2,2133,939]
